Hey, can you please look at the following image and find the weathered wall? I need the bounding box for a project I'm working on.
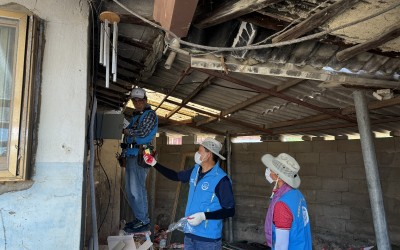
[0,1,88,249]
[154,137,400,246]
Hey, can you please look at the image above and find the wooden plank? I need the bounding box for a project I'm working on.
[119,35,153,51]
[267,96,400,129]
[272,0,360,43]
[155,67,192,111]
[274,117,400,134]
[195,0,283,29]
[194,68,357,123]
[165,76,214,119]
[239,12,289,31]
[336,24,400,62]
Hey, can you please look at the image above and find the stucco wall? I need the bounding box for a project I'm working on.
[0,1,88,249]
[153,137,400,247]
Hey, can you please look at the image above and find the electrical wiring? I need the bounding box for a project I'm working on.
[113,0,400,53]
[96,143,112,233]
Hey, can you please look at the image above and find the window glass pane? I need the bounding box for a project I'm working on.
[0,22,16,171]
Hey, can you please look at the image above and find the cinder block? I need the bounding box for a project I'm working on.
[295,152,320,164]
[312,136,325,141]
[350,207,372,221]
[378,167,400,181]
[300,176,322,190]
[345,152,364,165]
[314,215,346,232]
[254,174,268,186]
[395,137,400,151]
[182,135,196,144]
[289,141,313,152]
[319,152,346,165]
[341,192,371,208]
[338,140,361,152]
[232,173,254,185]
[235,195,258,206]
[348,180,368,194]
[335,135,348,140]
[312,141,338,152]
[343,165,366,180]
[323,204,350,219]
[382,181,400,197]
[156,132,168,145]
[374,137,396,152]
[315,190,342,205]
[235,184,268,197]
[266,141,289,153]
[388,225,400,245]
[316,164,343,178]
[345,220,374,236]
[298,163,317,176]
[233,219,265,243]
[376,152,400,166]
[233,142,268,152]
[322,178,349,192]
[301,190,317,202]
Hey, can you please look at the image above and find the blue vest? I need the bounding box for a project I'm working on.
[184,163,227,239]
[125,109,158,156]
[272,189,312,250]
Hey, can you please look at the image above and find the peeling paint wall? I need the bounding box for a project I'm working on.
[0,0,88,249]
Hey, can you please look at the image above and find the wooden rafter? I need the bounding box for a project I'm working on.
[164,99,273,134]
[155,66,192,111]
[194,0,283,29]
[266,96,400,129]
[194,68,357,123]
[165,76,214,119]
[336,24,400,62]
[119,35,153,51]
[274,117,400,135]
[271,0,360,43]
[196,78,305,126]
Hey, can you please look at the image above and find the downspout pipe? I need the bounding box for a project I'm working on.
[226,133,234,243]
[353,90,391,249]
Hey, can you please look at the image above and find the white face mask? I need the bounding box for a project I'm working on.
[265,168,274,184]
[194,152,203,165]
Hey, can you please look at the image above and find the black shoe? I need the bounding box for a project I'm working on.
[124,221,150,233]
[125,219,140,228]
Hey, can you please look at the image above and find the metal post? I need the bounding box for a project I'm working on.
[226,133,234,243]
[353,90,391,250]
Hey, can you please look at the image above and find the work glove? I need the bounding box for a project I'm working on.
[143,153,157,167]
[187,212,206,226]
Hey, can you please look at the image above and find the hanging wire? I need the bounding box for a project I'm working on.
[113,0,400,53]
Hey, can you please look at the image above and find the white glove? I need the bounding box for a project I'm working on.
[187,212,206,226]
[143,154,157,167]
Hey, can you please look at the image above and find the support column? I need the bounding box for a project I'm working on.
[226,133,234,243]
[353,90,391,249]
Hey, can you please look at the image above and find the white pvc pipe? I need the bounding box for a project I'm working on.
[103,19,109,67]
[105,19,110,88]
[112,21,118,82]
[99,22,104,64]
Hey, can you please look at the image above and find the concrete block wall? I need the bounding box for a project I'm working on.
[153,137,400,245]
[230,137,400,245]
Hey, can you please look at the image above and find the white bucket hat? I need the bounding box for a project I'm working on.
[201,138,226,160]
[131,88,146,99]
[261,153,301,188]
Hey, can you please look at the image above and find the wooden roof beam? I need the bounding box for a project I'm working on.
[197,78,305,126]
[119,35,153,51]
[194,0,283,29]
[272,0,360,43]
[165,76,214,119]
[267,96,400,129]
[194,68,357,123]
[336,24,400,62]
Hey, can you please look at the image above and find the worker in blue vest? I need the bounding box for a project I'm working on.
[144,138,235,250]
[261,153,312,250]
[121,87,158,233]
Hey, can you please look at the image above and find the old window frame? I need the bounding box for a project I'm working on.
[0,9,41,181]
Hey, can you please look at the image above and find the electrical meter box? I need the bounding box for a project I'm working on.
[95,112,124,139]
